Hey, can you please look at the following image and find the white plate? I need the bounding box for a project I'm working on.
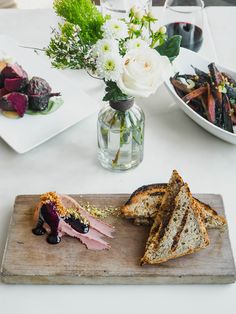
[165,48,236,144]
[0,36,99,153]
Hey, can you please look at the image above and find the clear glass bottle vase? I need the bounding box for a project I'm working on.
[97,98,145,171]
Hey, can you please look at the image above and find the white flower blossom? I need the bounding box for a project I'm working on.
[92,39,119,57]
[125,38,149,51]
[117,47,172,98]
[96,53,123,82]
[102,19,128,40]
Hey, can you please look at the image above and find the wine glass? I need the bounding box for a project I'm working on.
[100,0,152,19]
[163,0,205,52]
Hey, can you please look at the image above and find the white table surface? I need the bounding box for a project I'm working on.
[0,6,236,314]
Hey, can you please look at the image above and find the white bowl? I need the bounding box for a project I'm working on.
[165,48,236,144]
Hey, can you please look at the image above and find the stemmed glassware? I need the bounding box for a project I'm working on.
[163,0,205,52]
[100,0,152,19]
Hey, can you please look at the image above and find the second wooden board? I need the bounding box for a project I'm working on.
[1,194,235,284]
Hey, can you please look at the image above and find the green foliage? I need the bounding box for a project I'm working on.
[53,0,104,45]
[155,35,182,62]
[45,22,95,70]
[103,81,129,102]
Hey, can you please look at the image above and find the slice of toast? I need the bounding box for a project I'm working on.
[144,170,184,250]
[122,183,167,219]
[122,174,226,229]
[194,198,227,229]
[133,200,227,229]
[141,184,210,265]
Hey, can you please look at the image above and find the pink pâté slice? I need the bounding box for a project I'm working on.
[0,92,28,117]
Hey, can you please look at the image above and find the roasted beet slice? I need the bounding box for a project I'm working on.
[1,63,28,80]
[4,77,28,92]
[0,87,9,98]
[0,95,14,111]
[27,76,52,96]
[0,92,28,117]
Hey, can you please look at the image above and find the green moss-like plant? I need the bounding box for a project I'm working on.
[53,0,104,45]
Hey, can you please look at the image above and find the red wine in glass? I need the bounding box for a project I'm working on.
[166,22,203,52]
[164,0,204,52]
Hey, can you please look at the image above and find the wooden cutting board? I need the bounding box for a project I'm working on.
[1,194,235,284]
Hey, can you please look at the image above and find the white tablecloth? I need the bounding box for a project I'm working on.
[0,6,236,314]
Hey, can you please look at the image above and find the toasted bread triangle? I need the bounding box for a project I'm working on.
[121,183,167,219]
[121,171,226,229]
[143,170,184,251]
[141,184,209,265]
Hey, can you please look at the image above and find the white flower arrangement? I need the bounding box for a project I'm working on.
[47,0,181,102]
[93,14,174,100]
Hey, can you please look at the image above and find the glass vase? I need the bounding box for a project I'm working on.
[100,0,152,19]
[97,98,145,171]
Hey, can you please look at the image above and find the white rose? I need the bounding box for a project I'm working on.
[117,47,171,98]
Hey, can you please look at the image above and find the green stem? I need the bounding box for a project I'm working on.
[112,148,120,166]
[128,111,143,146]
[112,111,126,166]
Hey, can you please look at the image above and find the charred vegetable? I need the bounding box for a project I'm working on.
[170,62,236,133]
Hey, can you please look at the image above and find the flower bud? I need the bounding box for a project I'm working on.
[130,5,136,15]
[130,5,144,20]
[159,26,167,34]
[147,10,155,19]
[129,23,138,31]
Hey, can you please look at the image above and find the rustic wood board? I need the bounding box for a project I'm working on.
[1,194,235,284]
